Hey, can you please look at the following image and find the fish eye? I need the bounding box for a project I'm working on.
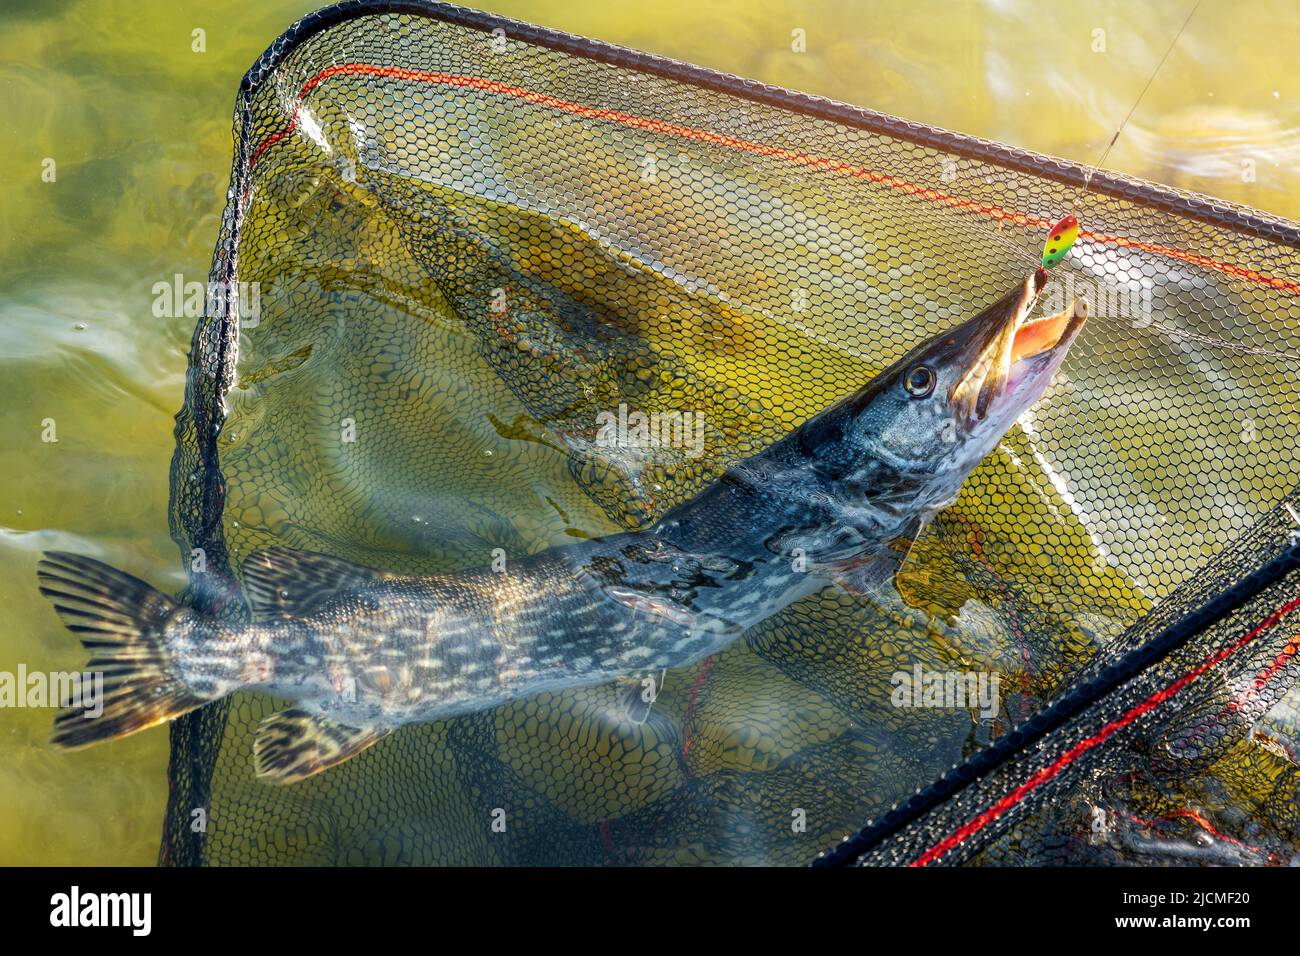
[903,365,936,399]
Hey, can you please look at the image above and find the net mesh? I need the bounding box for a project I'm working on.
[162,0,1300,866]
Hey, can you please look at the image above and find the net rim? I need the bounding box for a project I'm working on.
[236,0,1300,247]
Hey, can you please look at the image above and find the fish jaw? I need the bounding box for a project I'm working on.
[959,293,1088,467]
[1001,296,1089,412]
[954,272,1088,443]
[949,269,1048,426]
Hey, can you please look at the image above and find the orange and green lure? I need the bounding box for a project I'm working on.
[1041,214,1080,268]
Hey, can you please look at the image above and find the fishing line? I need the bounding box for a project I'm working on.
[961,1,1203,262]
[1075,0,1204,203]
[956,2,1298,363]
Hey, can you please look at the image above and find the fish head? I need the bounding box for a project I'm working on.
[802,268,1087,511]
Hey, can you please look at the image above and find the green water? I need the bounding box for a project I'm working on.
[0,0,1296,865]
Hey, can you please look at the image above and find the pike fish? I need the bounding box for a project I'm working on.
[38,270,1086,783]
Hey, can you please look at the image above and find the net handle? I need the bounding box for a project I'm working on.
[813,522,1300,867]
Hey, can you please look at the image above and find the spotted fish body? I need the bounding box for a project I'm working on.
[180,449,903,721]
[38,271,1087,783]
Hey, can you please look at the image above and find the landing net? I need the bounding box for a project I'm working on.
[164,0,1300,865]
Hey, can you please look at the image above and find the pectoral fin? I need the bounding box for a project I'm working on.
[604,586,699,627]
[823,527,920,603]
[826,555,899,597]
[254,709,389,784]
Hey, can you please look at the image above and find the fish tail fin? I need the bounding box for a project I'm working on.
[36,551,205,749]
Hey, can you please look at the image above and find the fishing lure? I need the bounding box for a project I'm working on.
[1041,214,1080,268]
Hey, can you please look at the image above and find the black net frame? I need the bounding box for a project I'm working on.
[162,0,1300,866]
[819,503,1300,865]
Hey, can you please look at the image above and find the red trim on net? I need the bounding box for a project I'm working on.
[680,656,716,760]
[243,64,1300,296]
[909,592,1300,867]
[1229,632,1300,711]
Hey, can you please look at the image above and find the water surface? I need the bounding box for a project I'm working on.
[1,0,1296,864]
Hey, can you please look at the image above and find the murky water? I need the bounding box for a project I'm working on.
[1,0,1296,864]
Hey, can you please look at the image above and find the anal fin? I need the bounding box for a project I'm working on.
[254,709,389,784]
[824,527,918,602]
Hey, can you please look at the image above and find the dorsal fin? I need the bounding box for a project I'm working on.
[241,546,383,619]
[254,709,389,783]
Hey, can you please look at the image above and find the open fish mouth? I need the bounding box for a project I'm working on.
[952,268,1088,424]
